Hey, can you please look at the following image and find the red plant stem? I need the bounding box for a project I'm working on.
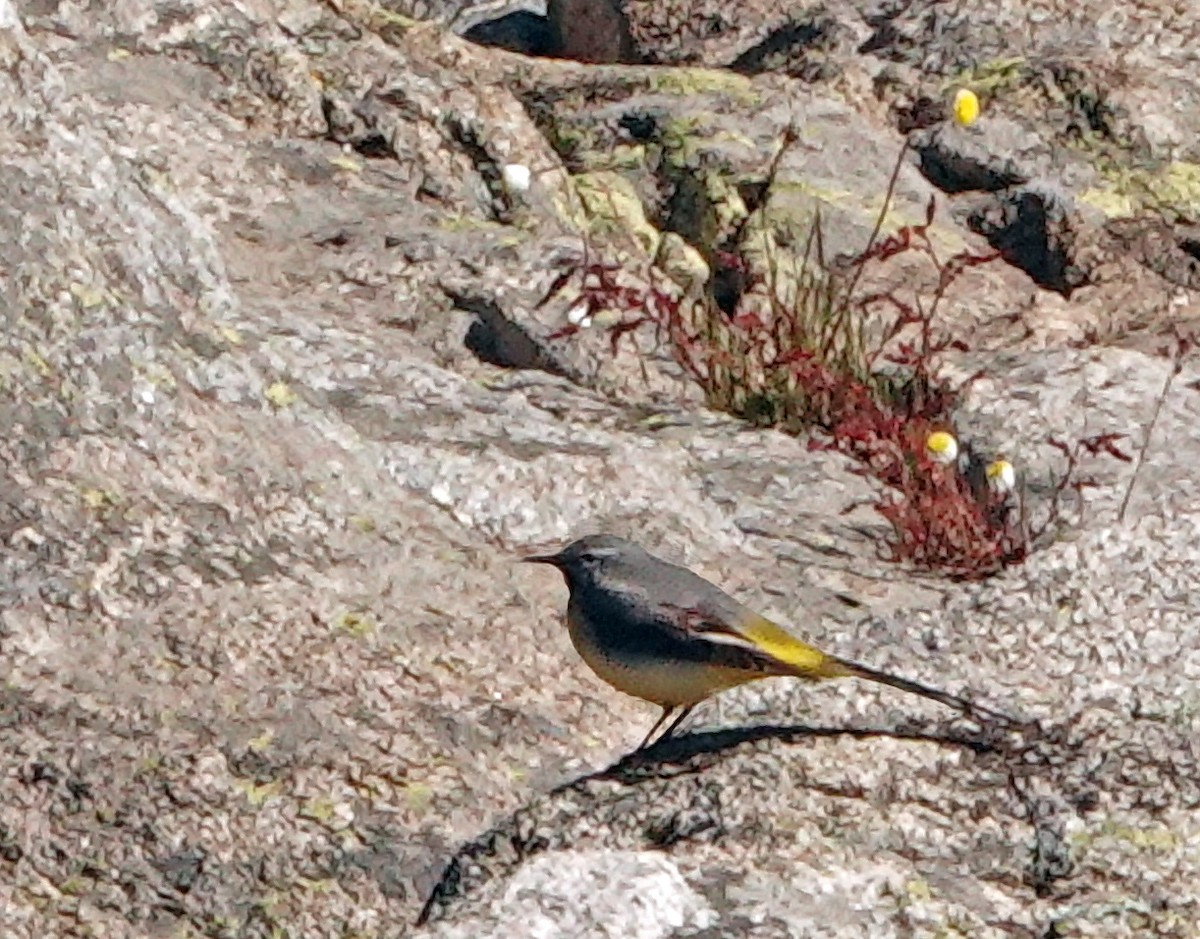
[841,137,912,310]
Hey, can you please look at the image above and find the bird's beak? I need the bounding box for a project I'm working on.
[520,552,563,567]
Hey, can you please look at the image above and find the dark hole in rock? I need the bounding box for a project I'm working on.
[729,18,829,76]
[968,189,1088,297]
[710,260,750,316]
[618,111,661,142]
[452,292,563,374]
[353,133,394,159]
[915,144,1023,194]
[1181,238,1200,262]
[463,11,556,57]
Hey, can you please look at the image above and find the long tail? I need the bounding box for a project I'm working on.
[823,656,1017,724]
[715,613,1018,724]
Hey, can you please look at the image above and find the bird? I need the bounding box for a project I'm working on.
[523,533,1008,751]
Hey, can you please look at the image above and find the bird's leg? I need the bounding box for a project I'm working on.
[637,706,676,752]
[656,705,695,745]
[636,705,696,753]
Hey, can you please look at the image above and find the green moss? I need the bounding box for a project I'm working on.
[59,876,89,896]
[542,120,596,165]
[658,115,712,171]
[944,57,1029,97]
[648,68,761,106]
[575,142,647,173]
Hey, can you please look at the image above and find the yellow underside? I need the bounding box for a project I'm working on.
[566,607,842,708]
[581,650,769,708]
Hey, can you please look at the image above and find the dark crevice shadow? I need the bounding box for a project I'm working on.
[418,716,1059,927]
[553,718,1038,792]
[727,18,830,76]
[463,11,556,58]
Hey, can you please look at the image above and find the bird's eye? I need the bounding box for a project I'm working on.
[578,548,616,566]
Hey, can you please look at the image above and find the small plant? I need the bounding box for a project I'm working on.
[540,88,1125,579]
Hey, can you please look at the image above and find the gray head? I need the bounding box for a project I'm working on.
[522,534,750,627]
[521,533,652,591]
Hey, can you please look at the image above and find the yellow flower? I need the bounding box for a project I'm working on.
[952,88,980,127]
[925,431,959,465]
[986,459,1016,494]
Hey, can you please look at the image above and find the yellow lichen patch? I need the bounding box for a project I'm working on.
[1077,186,1137,218]
[299,797,337,823]
[657,232,711,293]
[648,68,762,106]
[759,186,840,251]
[69,283,110,308]
[1071,819,1181,853]
[80,487,120,513]
[657,115,722,171]
[571,171,660,256]
[1084,160,1200,220]
[944,57,1027,97]
[348,515,377,534]
[436,213,505,234]
[23,346,53,378]
[234,779,283,807]
[1142,161,1200,218]
[576,142,647,173]
[247,730,275,753]
[264,381,297,409]
[333,610,375,638]
[402,782,434,811]
[299,878,338,895]
[329,154,363,174]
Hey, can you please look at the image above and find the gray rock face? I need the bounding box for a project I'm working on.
[1,0,1199,937]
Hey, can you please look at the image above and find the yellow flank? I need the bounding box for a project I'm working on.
[569,607,785,707]
[736,615,843,678]
[588,655,763,708]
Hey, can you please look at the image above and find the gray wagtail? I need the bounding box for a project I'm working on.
[523,533,1007,751]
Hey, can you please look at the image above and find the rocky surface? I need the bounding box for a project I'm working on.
[2,0,1199,937]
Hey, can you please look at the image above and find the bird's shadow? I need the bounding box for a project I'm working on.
[553,717,1033,792]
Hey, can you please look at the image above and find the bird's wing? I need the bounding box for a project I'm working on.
[655,594,843,680]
